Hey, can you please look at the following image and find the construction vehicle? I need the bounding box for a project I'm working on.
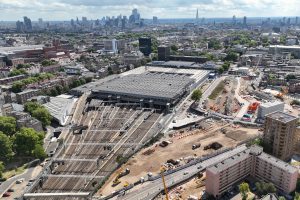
[117,168,130,179]
[112,178,121,187]
[123,181,129,188]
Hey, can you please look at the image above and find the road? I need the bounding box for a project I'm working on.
[111,145,248,200]
[235,77,250,119]
[0,166,42,198]
[199,77,224,106]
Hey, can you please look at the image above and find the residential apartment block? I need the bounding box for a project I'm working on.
[263,111,298,161]
[206,146,298,199]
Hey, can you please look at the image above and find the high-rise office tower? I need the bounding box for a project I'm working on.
[232,15,236,25]
[263,111,298,161]
[153,16,158,24]
[16,21,24,32]
[23,16,32,31]
[243,16,247,26]
[196,9,199,25]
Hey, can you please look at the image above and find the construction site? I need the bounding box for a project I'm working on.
[97,118,260,197]
[203,77,241,117]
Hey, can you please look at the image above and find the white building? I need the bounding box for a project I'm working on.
[257,101,285,119]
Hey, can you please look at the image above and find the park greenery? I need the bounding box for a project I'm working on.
[191,89,202,102]
[0,116,47,178]
[24,102,52,127]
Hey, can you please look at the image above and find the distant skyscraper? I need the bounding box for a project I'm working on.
[296,17,299,25]
[196,9,199,25]
[153,16,158,24]
[16,21,24,32]
[71,19,75,27]
[129,8,140,24]
[23,16,32,31]
[232,15,236,25]
[287,18,291,25]
[243,16,247,26]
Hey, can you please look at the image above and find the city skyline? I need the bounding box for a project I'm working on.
[0,0,299,21]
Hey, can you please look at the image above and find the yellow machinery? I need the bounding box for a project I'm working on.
[160,167,169,200]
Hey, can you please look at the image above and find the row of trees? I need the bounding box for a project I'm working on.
[24,102,52,127]
[43,77,92,97]
[8,69,28,77]
[41,59,58,67]
[12,73,54,93]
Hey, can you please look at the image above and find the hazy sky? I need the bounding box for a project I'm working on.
[0,0,299,21]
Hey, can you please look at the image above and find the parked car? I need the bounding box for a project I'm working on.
[7,188,15,192]
[16,178,24,184]
[2,192,11,197]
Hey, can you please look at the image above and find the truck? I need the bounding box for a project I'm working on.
[192,144,201,150]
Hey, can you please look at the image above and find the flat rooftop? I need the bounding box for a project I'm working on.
[207,145,297,174]
[0,45,44,54]
[257,152,298,174]
[260,101,284,108]
[265,111,298,123]
[94,72,194,100]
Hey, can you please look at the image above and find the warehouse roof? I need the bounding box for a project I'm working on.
[94,72,194,100]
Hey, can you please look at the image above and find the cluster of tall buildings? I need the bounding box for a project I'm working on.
[16,16,32,32]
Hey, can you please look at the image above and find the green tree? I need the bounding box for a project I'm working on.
[222,61,230,71]
[218,67,224,74]
[0,132,13,160]
[191,89,202,102]
[24,102,52,127]
[50,88,58,96]
[239,182,250,200]
[171,45,178,52]
[8,69,27,77]
[295,193,300,200]
[11,81,24,93]
[14,128,41,156]
[265,182,276,193]
[279,197,286,200]
[224,52,238,62]
[0,116,17,136]
[24,102,41,113]
[0,161,5,178]
[32,107,52,127]
[33,144,47,160]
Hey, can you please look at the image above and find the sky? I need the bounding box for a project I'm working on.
[0,0,299,21]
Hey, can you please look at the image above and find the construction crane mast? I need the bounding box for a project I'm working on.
[160,171,169,200]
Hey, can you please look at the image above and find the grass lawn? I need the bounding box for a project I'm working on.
[208,81,225,100]
[3,164,27,179]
